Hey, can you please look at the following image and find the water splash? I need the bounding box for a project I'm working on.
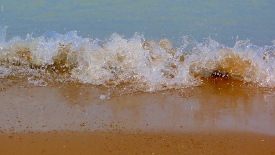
[0,24,6,43]
[1,28,275,91]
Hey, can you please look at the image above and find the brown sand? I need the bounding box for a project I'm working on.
[1,131,275,155]
[0,77,275,154]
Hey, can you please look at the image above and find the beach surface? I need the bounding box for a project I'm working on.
[1,77,275,154]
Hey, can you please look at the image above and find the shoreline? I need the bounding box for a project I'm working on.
[1,77,275,154]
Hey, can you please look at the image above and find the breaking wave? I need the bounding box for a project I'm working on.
[1,25,275,92]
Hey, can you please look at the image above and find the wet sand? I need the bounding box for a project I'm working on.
[1,131,275,155]
[0,77,275,154]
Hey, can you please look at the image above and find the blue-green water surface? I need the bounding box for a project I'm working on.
[1,0,275,46]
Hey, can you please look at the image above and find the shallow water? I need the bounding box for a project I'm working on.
[0,78,275,135]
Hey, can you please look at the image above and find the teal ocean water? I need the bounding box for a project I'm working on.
[1,0,275,46]
[1,0,275,91]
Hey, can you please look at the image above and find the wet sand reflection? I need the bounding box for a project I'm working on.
[0,78,274,135]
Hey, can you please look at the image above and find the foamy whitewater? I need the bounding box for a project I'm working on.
[1,24,275,92]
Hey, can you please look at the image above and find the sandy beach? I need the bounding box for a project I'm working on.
[1,0,275,154]
[0,77,275,154]
[1,131,275,155]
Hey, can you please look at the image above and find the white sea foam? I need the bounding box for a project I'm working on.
[0,28,275,91]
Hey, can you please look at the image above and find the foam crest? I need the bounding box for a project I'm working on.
[0,28,275,91]
[184,38,275,87]
[71,33,195,91]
